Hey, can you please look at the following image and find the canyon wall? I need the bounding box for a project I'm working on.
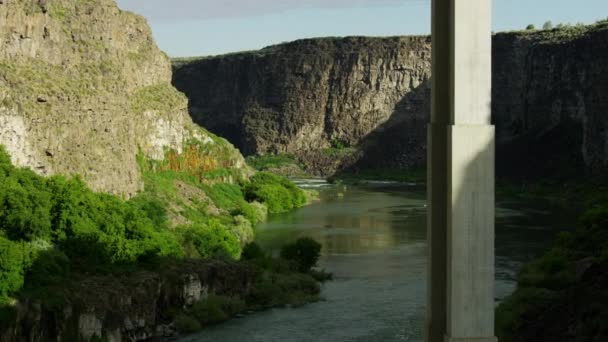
[0,0,247,196]
[172,36,432,175]
[173,24,608,179]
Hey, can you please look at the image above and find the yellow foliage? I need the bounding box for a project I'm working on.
[162,144,221,182]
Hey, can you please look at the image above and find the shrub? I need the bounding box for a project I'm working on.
[180,221,241,260]
[128,194,168,230]
[280,237,322,273]
[0,168,53,241]
[543,21,553,30]
[516,248,575,290]
[243,172,306,214]
[0,237,27,301]
[233,201,267,226]
[175,314,202,333]
[24,247,70,288]
[227,215,254,245]
[526,24,535,30]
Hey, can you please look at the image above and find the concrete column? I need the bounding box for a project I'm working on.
[427,0,496,342]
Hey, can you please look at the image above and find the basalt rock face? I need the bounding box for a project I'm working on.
[0,261,255,342]
[493,25,608,179]
[174,25,608,179]
[173,36,432,175]
[0,0,247,196]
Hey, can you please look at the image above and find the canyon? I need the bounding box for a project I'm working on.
[173,24,608,179]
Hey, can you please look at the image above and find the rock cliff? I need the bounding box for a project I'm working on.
[493,25,608,179]
[173,24,608,179]
[172,36,432,175]
[0,260,254,342]
[0,0,247,196]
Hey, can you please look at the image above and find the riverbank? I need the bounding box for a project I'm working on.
[493,174,608,341]
[0,145,326,342]
[0,256,325,341]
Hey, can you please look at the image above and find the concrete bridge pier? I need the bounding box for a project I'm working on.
[426,1,497,342]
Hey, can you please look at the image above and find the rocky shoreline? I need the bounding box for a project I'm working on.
[1,261,255,342]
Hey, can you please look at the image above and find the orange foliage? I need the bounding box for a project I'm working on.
[162,144,220,181]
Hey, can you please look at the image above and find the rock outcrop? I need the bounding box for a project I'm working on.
[0,0,247,196]
[0,261,254,342]
[173,24,608,179]
[172,36,432,175]
[493,25,608,179]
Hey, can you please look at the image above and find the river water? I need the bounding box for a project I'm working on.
[180,180,574,342]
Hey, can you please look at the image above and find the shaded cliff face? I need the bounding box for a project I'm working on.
[493,25,608,179]
[174,25,608,179]
[173,36,432,174]
[0,0,247,195]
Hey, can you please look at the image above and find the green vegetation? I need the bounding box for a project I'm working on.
[496,201,608,341]
[526,24,536,30]
[305,138,355,159]
[129,84,187,114]
[0,144,309,311]
[246,153,310,178]
[242,241,326,310]
[246,154,299,171]
[543,21,554,30]
[0,146,182,304]
[190,295,246,325]
[243,172,307,214]
[280,238,322,273]
[173,241,329,335]
[181,221,241,259]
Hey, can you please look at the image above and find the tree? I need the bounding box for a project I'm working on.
[526,24,535,30]
[543,21,553,30]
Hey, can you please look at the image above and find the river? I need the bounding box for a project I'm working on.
[180,180,575,342]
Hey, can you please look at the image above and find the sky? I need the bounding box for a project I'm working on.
[115,0,608,57]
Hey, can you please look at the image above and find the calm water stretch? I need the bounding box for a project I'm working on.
[180,180,574,342]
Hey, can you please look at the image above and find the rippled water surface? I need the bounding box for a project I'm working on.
[180,180,574,342]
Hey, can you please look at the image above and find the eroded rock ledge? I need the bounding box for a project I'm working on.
[0,261,254,342]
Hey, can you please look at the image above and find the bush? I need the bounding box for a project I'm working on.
[543,20,553,30]
[526,24,535,30]
[175,314,202,333]
[129,194,168,230]
[280,237,322,273]
[0,168,53,241]
[232,201,267,226]
[243,172,306,214]
[0,237,28,302]
[227,215,254,245]
[180,221,241,260]
[24,247,70,288]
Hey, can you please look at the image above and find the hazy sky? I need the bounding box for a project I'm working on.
[115,0,608,57]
